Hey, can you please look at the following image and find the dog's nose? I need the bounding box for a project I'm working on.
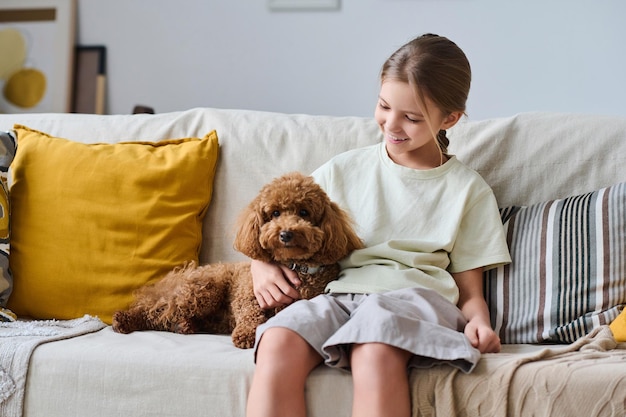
[279,230,294,243]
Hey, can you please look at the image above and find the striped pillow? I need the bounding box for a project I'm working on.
[0,131,15,321]
[484,182,626,344]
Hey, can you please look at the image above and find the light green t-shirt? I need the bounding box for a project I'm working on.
[312,142,511,304]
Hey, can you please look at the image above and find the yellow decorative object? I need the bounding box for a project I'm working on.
[0,307,16,322]
[0,28,26,80]
[4,68,47,108]
[609,308,626,342]
[7,126,220,324]
[0,178,9,240]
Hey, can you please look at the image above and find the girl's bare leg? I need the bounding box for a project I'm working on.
[350,343,412,417]
[246,327,323,417]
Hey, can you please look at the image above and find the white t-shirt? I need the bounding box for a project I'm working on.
[312,142,511,304]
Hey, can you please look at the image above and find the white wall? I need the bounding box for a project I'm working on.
[77,0,626,120]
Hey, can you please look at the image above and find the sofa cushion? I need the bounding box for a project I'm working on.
[610,307,626,342]
[0,131,16,321]
[485,182,626,343]
[7,125,219,323]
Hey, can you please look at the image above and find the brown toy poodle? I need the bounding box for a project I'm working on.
[112,172,363,348]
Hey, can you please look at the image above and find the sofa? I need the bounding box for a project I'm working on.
[0,108,625,417]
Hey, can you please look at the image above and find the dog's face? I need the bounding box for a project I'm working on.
[234,172,363,265]
[256,176,327,262]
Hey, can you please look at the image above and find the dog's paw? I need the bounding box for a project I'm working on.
[232,327,256,349]
[173,319,198,334]
[111,311,133,334]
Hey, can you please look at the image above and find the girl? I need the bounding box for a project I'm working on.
[246,34,511,417]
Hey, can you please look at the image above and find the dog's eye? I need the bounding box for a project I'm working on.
[299,209,310,218]
[271,210,280,218]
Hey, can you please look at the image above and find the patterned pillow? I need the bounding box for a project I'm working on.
[0,131,16,321]
[485,182,626,344]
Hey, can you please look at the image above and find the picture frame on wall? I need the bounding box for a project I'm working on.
[72,46,107,115]
[0,0,76,114]
[268,0,340,10]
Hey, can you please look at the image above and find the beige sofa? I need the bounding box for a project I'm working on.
[0,108,625,416]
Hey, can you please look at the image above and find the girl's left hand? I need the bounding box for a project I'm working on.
[452,267,501,353]
[464,319,501,353]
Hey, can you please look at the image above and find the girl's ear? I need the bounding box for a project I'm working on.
[233,199,271,262]
[441,111,463,130]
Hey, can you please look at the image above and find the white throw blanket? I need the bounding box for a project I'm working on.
[0,315,106,417]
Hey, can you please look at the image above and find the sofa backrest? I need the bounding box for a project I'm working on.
[1,108,624,264]
[449,111,626,208]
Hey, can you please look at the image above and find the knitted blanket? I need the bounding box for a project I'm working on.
[411,325,625,416]
[0,315,106,417]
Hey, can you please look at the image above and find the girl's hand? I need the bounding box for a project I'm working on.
[452,267,501,353]
[464,318,501,353]
[250,259,301,309]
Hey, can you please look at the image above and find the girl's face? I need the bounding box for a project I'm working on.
[374,79,460,169]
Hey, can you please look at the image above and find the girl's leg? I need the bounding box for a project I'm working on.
[350,342,413,417]
[246,327,323,417]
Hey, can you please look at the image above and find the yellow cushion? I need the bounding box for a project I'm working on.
[7,125,219,324]
[610,308,626,342]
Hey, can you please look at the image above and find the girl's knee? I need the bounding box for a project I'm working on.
[350,343,412,401]
[256,327,322,370]
[351,343,412,370]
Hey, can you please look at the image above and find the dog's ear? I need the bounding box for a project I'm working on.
[317,200,364,263]
[233,199,272,262]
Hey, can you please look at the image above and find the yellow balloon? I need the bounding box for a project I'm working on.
[0,29,27,81]
[3,68,47,108]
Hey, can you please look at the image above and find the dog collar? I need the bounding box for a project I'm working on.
[289,263,323,275]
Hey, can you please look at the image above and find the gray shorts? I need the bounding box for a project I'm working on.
[254,287,481,373]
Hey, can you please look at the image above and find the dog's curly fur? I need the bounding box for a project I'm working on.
[112,172,363,348]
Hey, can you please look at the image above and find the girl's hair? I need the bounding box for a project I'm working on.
[380,34,471,155]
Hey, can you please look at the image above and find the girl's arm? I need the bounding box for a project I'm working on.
[250,260,301,309]
[452,267,501,353]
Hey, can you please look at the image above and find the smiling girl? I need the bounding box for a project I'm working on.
[246,34,511,417]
